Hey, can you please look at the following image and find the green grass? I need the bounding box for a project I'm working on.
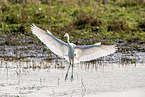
[0,0,145,46]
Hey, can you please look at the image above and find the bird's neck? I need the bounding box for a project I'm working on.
[67,35,70,44]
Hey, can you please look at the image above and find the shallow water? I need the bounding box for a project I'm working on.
[0,61,145,97]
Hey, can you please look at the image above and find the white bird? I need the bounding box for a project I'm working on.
[31,24,116,81]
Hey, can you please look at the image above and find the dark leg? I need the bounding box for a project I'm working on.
[70,63,74,81]
[65,61,71,81]
[70,60,74,81]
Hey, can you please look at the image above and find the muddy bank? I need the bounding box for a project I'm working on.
[0,45,145,63]
[0,30,145,63]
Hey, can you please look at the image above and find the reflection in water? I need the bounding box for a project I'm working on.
[0,60,145,96]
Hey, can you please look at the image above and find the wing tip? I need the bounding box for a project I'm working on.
[31,24,52,36]
[30,23,35,30]
[32,23,35,26]
[94,42,101,45]
[47,30,53,35]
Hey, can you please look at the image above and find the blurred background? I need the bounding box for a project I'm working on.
[0,0,145,63]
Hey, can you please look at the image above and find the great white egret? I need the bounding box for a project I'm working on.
[31,24,116,81]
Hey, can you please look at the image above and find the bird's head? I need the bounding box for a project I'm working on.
[64,33,69,38]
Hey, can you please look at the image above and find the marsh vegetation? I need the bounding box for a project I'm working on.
[0,0,145,63]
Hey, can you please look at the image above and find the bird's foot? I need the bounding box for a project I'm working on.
[70,75,74,82]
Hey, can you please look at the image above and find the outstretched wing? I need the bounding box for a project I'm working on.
[31,24,69,62]
[74,43,116,63]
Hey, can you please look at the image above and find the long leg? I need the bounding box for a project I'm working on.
[70,59,74,81]
[65,60,71,81]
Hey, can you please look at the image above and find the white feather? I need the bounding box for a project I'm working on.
[31,24,116,80]
[74,45,116,63]
[31,24,116,63]
[31,24,69,62]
